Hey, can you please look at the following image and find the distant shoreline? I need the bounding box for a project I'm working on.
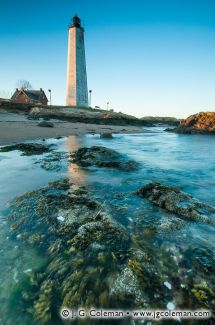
[0,116,149,146]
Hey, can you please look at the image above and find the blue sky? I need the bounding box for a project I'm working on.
[0,0,215,117]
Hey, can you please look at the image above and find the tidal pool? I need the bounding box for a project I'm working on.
[0,129,214,324]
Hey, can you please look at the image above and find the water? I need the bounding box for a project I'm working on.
[0,128,214,324]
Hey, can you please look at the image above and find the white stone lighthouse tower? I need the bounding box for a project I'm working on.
[66,15,88,107]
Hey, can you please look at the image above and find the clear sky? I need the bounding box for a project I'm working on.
[0,0,215,118]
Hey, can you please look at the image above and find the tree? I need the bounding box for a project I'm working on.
[16,80,33,90]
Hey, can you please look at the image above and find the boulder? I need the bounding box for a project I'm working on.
[38,121,54,128]
[165,112,215,134]
[71,146,138,171]
[137,182,215,224]
[100,133,113,139]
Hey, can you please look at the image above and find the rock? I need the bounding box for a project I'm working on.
[8,177,129,253]
[156,215,186,233]
[110,267,145,306]
[141,116,180,126]
[37,121,54,128]
[30,107,42,114]
[0,143,52,156]
[165,112,215,134]
[137,183,215,224]
[71,146,139,171]
[7,177,132,317]
[6,177,215,319]
[166,127,193,134]
[188,247,215,274]
[100,133,113,139]
[27,106,145,126]
[28,107,42,119]
[34,151,68,171]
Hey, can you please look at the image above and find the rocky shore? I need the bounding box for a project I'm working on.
[166,112,215,134]
[0,140,214,324]
[0,101,149,127]
[141,116,180,126]
[30,108,147,127]
[5,176,215,324]
[0,100,179,128]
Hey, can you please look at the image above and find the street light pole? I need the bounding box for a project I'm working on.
[48,89,52,106]
[107,101,109,110]
[89,89,92,108]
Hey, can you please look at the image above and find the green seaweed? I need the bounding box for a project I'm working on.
[35,151,68,171]
[0,143,53,156]
[3,177,215,324]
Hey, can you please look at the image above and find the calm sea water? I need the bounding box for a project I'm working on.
[0,127,214,324]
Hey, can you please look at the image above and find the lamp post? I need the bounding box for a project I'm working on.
[89,89,92,108]
[48,89,52,106]
[107,101,109,110]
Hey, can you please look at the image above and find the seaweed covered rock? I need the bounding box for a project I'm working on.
[6,178,134,321]
[0,143,52,156]
[34,151,68,171]
[137,183,215,224]
[8,179,105,249]
[5,178,215,323]
[110,248,174,309]
[100,133,113,139]
[185,247,215,275]
[71,146,138,171]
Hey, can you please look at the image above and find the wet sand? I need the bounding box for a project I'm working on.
[0,114,148,145]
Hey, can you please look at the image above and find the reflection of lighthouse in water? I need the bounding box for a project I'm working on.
[66,136,86,185]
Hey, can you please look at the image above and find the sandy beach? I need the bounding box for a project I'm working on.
[0,113,147,145]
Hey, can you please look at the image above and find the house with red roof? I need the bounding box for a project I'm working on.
[11,88,48,105]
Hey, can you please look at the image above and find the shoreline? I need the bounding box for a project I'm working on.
[0,114,214,323]
[0,118,150,146]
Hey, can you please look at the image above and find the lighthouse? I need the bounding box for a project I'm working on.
[66,15,88,107]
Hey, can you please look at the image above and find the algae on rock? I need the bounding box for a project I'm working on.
[137,182,215,224]
[71,146,139,171]
[0,143,53,156]
[5,178,215,324]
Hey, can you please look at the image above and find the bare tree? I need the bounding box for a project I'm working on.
[16,80,33,90]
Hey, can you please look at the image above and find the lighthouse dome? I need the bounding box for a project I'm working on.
[72,14,81,28]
